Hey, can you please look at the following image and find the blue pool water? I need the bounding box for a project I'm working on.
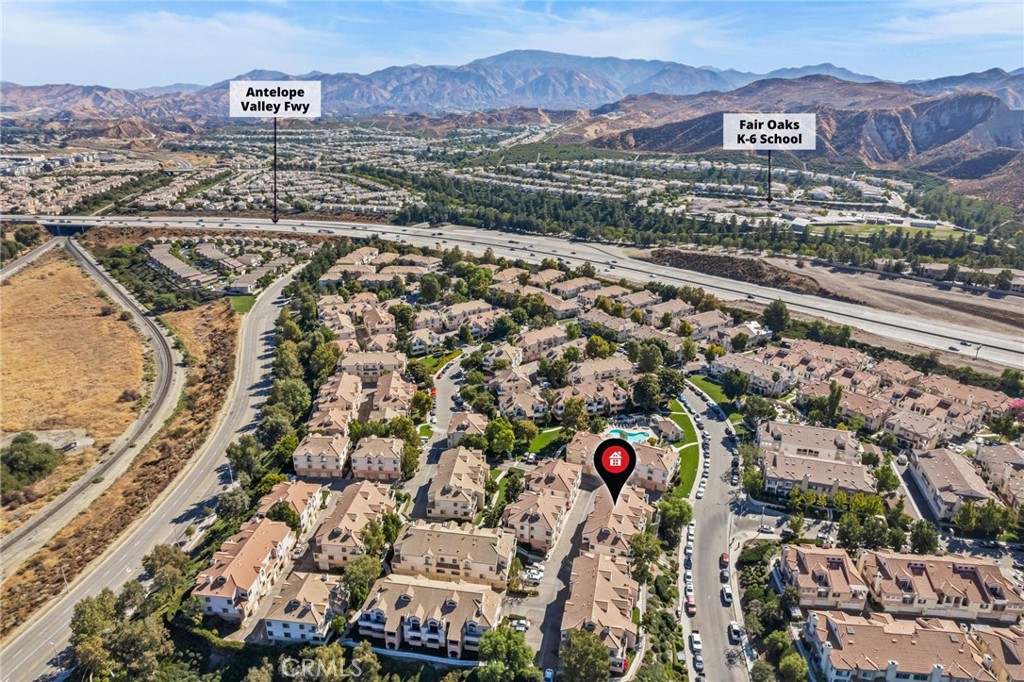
[609,428,654,443]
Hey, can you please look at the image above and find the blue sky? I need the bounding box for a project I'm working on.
[2,1,1021,88]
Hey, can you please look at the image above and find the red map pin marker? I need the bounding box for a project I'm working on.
[593,437,637,504]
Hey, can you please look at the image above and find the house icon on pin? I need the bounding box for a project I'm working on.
[609,450,623,468]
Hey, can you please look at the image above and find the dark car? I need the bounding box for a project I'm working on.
[719,553,730,568]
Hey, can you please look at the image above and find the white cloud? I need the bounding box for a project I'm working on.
[880,1,1023,43]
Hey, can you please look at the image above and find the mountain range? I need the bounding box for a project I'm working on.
[3,50,1022,117]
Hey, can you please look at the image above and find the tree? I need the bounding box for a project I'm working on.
[703,344,726,362]
[420,274,442,303]
[633,374,661,412]
[764,629,791,657]
[637,344,663,373]
[731,332,749,352]
[585,335,613,359]
[512,419,539,452]
[861,516,890,550]
[360,519,387,556]
[779,652,809,682]
[837,512,863,550]
[217,487,250,518]
[269,377,312,420]
[978,499,1013,536]
[887,527,907,551]
[561,397,590,435]
[762,299,790,336]
[788,513,804,537]
[743,467,764,496]
[873,463,900,493]
[656,368,686,399]
[658,493,693,547]
[0,432,62,494]
[953,500,978,532]
[401,443,420,480]
[563,345,582,364]
[115,580,147,619]
[742,395,778,424]
[382,512,404,545]
[142,544,188,578]
[505,469,525,503]
[827,381,843,422]
[243,660,274,682]
[561,629,610,682]
[411,390,433,420]
[107,616,174,681]
[751,661,775,682]
[405,359,434,388]
[681,338,698,363]
[721,368,751,403]
[909,519,940,554]
[629,531,661,583]
[479,626,536,674]
[343,555,382,608]
[350,640,382,682]
[995,269,1013,291]
[308,342,341,385]
[226,434,265,479]
[258,403,295,446]
[486,418,517,456]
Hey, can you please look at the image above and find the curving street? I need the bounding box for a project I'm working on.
[0,265,299,682]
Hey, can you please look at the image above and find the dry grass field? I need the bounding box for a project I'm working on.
[0,250,147,531]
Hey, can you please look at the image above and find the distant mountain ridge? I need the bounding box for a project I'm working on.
[3,49,1019,118]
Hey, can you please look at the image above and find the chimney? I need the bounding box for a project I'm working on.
[983,654,993,670]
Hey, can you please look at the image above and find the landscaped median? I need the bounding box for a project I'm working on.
[667,401,701,496]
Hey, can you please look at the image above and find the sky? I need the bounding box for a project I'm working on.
[2,1,1022,88]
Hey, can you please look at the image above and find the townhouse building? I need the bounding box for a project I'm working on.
[349,436,406,482]
[762,452,875,499]
[977,443,1024,513]
[682,309,732,340]
[779,544,868,611]
[757,421,862,463]
[551,277,601,299]
[482,343,523,370]
[264,572,344,646]
[292,434,351,478]
[582,485,653,558]
[857,550,1024,623]
[909,448,998,520]
[447,412,489,447]
[577,285,631,308]
[561,553,639,675]
[339,352,407,381]
[426,447,488,521]
[555,381,630,419]
[366,373,416,422]
[797,382,893,431]
[392,521,516,589]
[313,481,396,570]
[306,372,364,435]
[619,290,660,312]
[972,625,1024,682]
[645,298,695,327]
[409,328,445,356]
[708,353,797,397]
[256,481,325,533]
[194,517,296,622]
[503,490,571,555]
[577,309,638,342]
[517,325,570,362]
[525,460,583,507]
[356,575,501,659]
[883,409,947,451]
[568,356,633,385]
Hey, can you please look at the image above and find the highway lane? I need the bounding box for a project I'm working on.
[1,238,186,576]
[0,267,298,682]
[39,215,1024,368]
[0,235,63,281]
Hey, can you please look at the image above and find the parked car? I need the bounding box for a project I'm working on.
[544,670,554,682]
[690,632,702,654]
[758,524,774,534]
[684,570,693,583]
[728,621,742,643]
[696,487,705,499]
[685,583,695,598]
[720,553,730,568]
[685,542,694,556]
[685,596,696,616]
[721,585,733,605]
[692,654,704,672]
[720,568,729,583]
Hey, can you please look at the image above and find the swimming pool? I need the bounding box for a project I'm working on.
[609,428,654,443]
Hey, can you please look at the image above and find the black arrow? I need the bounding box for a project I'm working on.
[272,117,279,224]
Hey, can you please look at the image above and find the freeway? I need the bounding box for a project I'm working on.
[0,236,63,281]
[0,238,186,576]
[38,215,1024,368]
[0,266,298,682]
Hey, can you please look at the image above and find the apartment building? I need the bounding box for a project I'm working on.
[444,300,494,330]
[619,290,660,312]
[503,490,571,555]
[762,452,875,499]
[578,285,631,308]
[582,485,653,558]
[525,460,583,506]
[339,352,407,380]
[757,346,835,383]
[397,254,442,270]
[412,309,446,332]
[977,443,1024,513]
[517,325,570,362]
[392,521,516,589]
[802,611,996,682]
[356,574,501,659]
[560,553,639,675]
[313,481,396,570]
[827,367,881,395]
[787,339,870,370]
[555,381,631,419]
[857,551,1024,623]
[409,328,445,356]
[972,624,1024,682]
[363,308,397,336]
[883,410,947,450]
[194,517,296,622]
[872,358,923,387]
[779,544,868,611]
[551,277,601,299]
[708,354,797,397]
[482,343,523,370]
[447,412,489,447]
[256,481,325,533]
[264,572,343,646]
[306,373,363,435]
[367,373,416,422]
[493,267,528,284]
[633,441,681,492]
[918,374,1013,419]
[530,268,563,287]
[577,309,638,342]
[337,246,379,265]
[426,447,488,521]
[757,421,862,462]
[568,356,633,385]
[498,387,549,422]
[883,385,983,439]
[909,448,998,520]
[349,436,406,482]
[797,382,893,431]
[292,434,351,478]
[645,298,695,327]
[682,309,732,340]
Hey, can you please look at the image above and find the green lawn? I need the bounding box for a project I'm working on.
[677,444,700,496]
[418,425,433,438]
[227,295,256,313]
[528,427,563,454]
[421,350,462,371]
[667,400,699,447]
[688,376,728,404]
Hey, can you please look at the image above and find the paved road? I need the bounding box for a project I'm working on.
[0,238,186,576]
[0,236,62,281]
[681,386,748,682]
[31,215,1024,368]
[0,268,298,682]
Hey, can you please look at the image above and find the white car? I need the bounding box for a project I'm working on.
[722,585,733,605]
[690,632,703,654]
[685,542,694,556]
[684,570,693,583]
[696,487,705,499]
[685,583,695,598]
[688,521,696,534]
